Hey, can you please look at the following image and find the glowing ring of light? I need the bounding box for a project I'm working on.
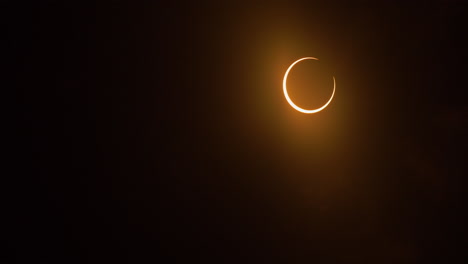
[283,57,336,114]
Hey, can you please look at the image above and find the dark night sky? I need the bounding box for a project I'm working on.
[8,1,467,263]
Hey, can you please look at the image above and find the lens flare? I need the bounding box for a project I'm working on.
[283,57,335,114]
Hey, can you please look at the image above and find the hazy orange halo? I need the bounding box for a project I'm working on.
[283,57,335,114]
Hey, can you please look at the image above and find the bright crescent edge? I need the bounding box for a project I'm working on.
[283,57,335,114]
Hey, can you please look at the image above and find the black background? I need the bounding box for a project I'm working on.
[8,1,467,263]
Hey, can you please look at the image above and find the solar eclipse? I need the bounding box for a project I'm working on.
[283,57,336,114]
